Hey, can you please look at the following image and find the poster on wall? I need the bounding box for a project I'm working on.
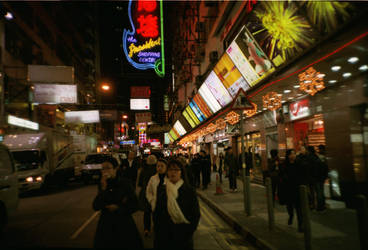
[214,53,250,97]
[204,71,233,107]
[227,26,275,87]
[123,0,165,77]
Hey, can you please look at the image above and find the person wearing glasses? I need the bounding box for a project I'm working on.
[151,159,200,250]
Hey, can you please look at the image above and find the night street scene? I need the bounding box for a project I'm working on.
[0,1,368,249]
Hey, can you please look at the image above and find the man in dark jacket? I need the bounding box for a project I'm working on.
[225,146,238,192]
[308,146,327,211]
[199,150,211,190]
[190,154,201,188]
[118,151,140,189]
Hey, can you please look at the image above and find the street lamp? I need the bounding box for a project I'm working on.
[101,83,110,91]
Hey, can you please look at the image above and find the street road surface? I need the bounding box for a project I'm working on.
[1,182,256,249]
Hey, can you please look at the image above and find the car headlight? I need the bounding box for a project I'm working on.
[35,176,42,182]
[26,176,33,182]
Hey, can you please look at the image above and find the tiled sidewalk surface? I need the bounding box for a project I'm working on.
[197,173,360,250]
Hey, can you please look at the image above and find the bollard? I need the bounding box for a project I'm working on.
[300,185,312,250]
[265,177,275,230]
[355,195,368,250]
[245,176,252,216]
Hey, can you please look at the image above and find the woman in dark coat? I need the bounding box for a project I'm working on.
[153,159,200,250]
[283,149,303,232]
[93,161,143,249]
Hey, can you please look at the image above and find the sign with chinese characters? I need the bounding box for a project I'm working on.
[123,0,165,77]
[289,99,310,121]
[130,99,150,110]
[130,86,151,98]
[33,84,77,104]
[138,123,147,146]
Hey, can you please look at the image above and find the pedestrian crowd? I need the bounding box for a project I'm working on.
[92,151,200,249]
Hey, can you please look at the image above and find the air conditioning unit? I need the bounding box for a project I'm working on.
[209,51,218,64]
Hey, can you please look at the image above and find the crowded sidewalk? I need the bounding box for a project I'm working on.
[196,173,360,250]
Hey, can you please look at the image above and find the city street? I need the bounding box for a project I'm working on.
[1,182,256,249]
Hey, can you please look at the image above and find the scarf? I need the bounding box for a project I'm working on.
[166,179,190,224]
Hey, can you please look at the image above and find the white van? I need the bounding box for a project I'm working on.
[0,144,19,233]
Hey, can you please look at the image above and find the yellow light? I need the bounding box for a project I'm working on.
[263,92,282,111]
[299,67,325,96]
[225,111,240,125]
[26,177,33,182]
[36,176,42,182]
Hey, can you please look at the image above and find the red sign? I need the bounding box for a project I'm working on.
[289,99,310,120]
[130,86,151,98]
[136,0,159,38]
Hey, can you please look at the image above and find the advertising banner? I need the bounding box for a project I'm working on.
[130,99,150,110]
[193,93,212,118]
[182,109,196,128]
[204,71,232,107]
[227,26,275,87]
[173,121,187,136]
[184,106,200,126]
[99,110,118,121]
[289,99,310,121]
[65,110,100,124]
[130,86,151,98]
[189,101,205,122]
[198,84,222,114]
[214,53,250,97]
[33,84,77,104]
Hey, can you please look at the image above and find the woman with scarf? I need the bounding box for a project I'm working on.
[147,158,200,250]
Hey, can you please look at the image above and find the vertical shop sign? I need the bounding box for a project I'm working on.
[123,0,165,77]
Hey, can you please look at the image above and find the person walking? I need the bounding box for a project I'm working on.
[225,147,238,192]
[218,152,224,184]
[151,159,200,250]
[199,150,211,190]
[93,161,143,249]
[190,154,201,188]
[118,151,140,189]
[282,149,304,232]
[317,145,329,210]
[268,149,281,204]
[296,146,313,209]
[138,154,157,237]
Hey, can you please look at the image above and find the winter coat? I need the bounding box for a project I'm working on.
[146,173,167,212]
[138,163,156,210]
[295,153,312,185]
[279,161,301,204]
[93,177,143,249]
[225,152,237,174]
[117,158,140,187]
[153,182,200,250]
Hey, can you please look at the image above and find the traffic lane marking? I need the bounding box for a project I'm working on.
[70,211,100,240]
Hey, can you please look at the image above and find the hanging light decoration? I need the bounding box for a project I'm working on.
[243,102,258,117]
[263,92,282,111]
[225,111,240,125]
[206,123,217,133]
[299,67,325,96]
[215,118,227,130]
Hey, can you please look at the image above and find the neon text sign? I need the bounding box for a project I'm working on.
[123,0,165,77]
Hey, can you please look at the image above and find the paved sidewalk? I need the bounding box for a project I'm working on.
[197,173,360,250]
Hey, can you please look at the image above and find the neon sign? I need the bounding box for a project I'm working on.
[123,0,165,77]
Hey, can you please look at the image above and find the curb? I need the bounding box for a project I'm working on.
[197,191,276,250]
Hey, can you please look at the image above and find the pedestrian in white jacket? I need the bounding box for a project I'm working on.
[146,158,168,212]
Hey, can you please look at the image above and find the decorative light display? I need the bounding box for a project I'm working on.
[215,118,227,131]
[123,0,165,77]
[263,92,282,111]
[243,102,258,117]
[206,123,217,134]
[298,67,325,96]
[225,111,240,125]
[138,123,147,146]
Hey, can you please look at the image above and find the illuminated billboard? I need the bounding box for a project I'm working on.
[182,109,196,128]
[204,71,232,107]
[198,84,221,114]
[214,53,250,97]
[193,93,212,118]
[65,110,100,124]
[184,106,200,126]
[33,84,77,104]
[7,115,39,130]
[130,99,150,110]
[123,0,165,77]
[189,101,206,122]
[227,26,275,87]
[173,121,186,136]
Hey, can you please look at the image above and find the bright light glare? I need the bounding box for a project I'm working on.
[5,12,13,20]
[343,72,352,78]
[284,89,291,93]
[36,176,42,182]
[294,85,300,88]
[328,80,337,84]
[359,65,368,71]
[101,84,110,91]
[331,66,341,72]
[26,177,33,182]
[122,115,128,119]
[347,57,359,63]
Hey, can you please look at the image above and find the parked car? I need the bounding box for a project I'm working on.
[0,144,19,233]
[80,153,118,184]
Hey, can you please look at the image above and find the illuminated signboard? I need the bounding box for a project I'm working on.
[167,131,175,142]
[164,133,170,144]
[214,53,250,97]
[7,115,39,130]
[130,99,150,110]
[193,93,212,118]
[138,122,147,145]
[123,0,165,77]
[204,71,232,107]
[169,129,178,141]
[227,26,275,87]
[198,84,222,114]
[189,101,207,122]
[185,106,200,126]
[33,84,77,104]
[130,86,151,98]
[65,110,100,124]
[182,109,196,128]
[289,99,310,121]
[173,121,187,136]
[120,140,136,145]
